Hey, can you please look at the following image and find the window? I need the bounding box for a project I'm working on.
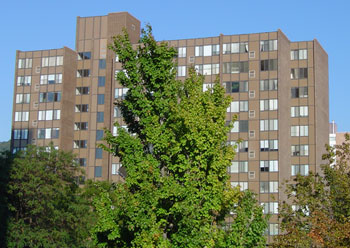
[12,147,27,154]
[97,112,104,122]
[177,66,186,77]
[291,87,308,98]
[75,158,87,167]
[195,46,203,56]
[291,68,308,79]
[212,45,220,55]
[229,161,248,173]
[260,140,278,151]
[96,148,103,159]
[261,202,278,214]
[74,140,87,148]
[13,129,28,140]
[74,122,88,130]
[203,64,211,75]
[41,56,63,67]
[260,79,277,91]
[223,62,249,73]
[261,59,277,71]
[203,83,214,92]
[225,81,248,93]
[212,64,219,74]
[97,94,105,105]
[18,58,32,68]
[223,42,248,54]
[115,88,129,99]
[17,76,31,86]
[231,182,248,191]
[14,111,29,122]
[291,106,308,117]
[77,52,91,60]
[260,160,278,172]
[195,45,218,57]
[260,40,277,51]
[232,140,248,153]
[39,92,61,103]
[231,120,248,133]
[114,107,121,118]
[112,126,128,136]
[269,224,279,236]
[292,205,310,216]
[40,74,62,84]
[96,130,104,141]
[291,126,309,136]
[195,64,203,74]
[227,101,248,112]
[94,166,102,177]
[291,145,309,156]
[38,110,60,120]
[260,99,278,111]
[260,119,278,131]
[260,181,278,193]
[99,59,106,69]
[195,64,219,76]
[291,49,307,60]
[291,164,309,176]
[112,163,122,175]
[98,76,105,87]
[77,69,90,77]
[178,47,186,58]
[75,104,89,112]
[239,120,248,132]
[38,128,60,139]
[76,87,89,95]
[16,94,30,104]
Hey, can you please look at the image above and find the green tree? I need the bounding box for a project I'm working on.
[2,145,95,248]
[92,27,267,248]
[272,134,350,247]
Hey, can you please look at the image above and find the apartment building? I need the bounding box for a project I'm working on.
[11,12,329,239]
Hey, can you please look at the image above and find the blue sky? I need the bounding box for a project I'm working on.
[1,0,349,141]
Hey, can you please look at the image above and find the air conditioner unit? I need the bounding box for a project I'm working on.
[189,56,195,63]
[35,66,41,73]
[32,120,37,127]
[248,171,255,179]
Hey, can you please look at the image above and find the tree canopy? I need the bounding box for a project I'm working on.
[1,145,95,248]
[92,27,267,248]
[272,134,350,247]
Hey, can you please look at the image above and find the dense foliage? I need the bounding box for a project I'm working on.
[0,145,95,248]
[272,134,350,247]
[92,27,267,248]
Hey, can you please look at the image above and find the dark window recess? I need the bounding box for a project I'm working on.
[291,68,308,79]
[239,120,248,132]
[39,92,61,103]
[78,52,91,60]
[75,104,89,112]
[77,69,90,77]
[260,59,277,71]
[226,81,248,93]
[75,158,87,166]
[76,87,89,95]
[74,122,88,130]
[291,87,308,98]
